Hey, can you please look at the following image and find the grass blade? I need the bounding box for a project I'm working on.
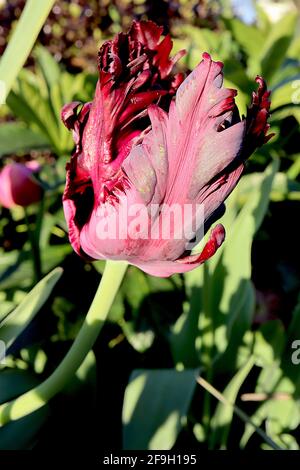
[0,0,56,101]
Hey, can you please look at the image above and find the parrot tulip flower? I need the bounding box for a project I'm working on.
[0,161,42,209]
[62,20,272,277]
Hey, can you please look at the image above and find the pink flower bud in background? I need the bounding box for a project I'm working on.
[62,20,273,277]
[0,162,42,209]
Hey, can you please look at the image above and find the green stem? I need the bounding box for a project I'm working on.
[197,376,283,451]
[24,207,42,283]
[0,260,128,426]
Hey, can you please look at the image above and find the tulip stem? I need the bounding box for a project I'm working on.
[0,260,128,426]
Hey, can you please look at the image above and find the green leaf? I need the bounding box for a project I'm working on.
[10,71,62,152]
[169,268,204,368]
[7,85,58,151]
[288,36,300,60]
[34,46,61,89]
[210,357,255,449]
[0,250,31,290]
[41,245,72,272]
[223,18,265,59]
[256,4,271,33]
[170,162,277,372]
[0,0,56,101]
[271,79,300,110]
[253,320,285,367]
[0,267,62,349]
[211,161,278,366]
[259,13,297,83]
[122,369,198,450]
[240,402,269,448]
[241,371,298,449]
[0,122,49,157]
[266,398,300,437]
[0,369,49,450]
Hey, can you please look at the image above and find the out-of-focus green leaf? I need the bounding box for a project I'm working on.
[8,72,61,152]
[271,79,300,110]
[0,123,49,157]
[0,369,49,449]
[0,250,32,290]
[41,245,72,272]
[241,372,298,449]
[0,267,62,349]
[210,357,254,449]
[256,4,271,33]
[0,244,70,291]
[266,398,300,437]
[240,171,300,202]
[288,36,300,60]
[223,18,265,59]
[253,320,285,367]
[0,302,15,324]
[170,162,277,372]
[122,369,198,450]
[120,321,155,353]
[34,46,61,89]
[0,0,56,100]
[240,402,268,448]
[211,161,278,367]
[169,268,203,368]
[115,266,182,353]
[259,13,297,83]
[5,56,91,156]
[287,157,300,182]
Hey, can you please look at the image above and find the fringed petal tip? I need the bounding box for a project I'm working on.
[246,75,274,149]
[202,51,224,69]
[130,225,226,277]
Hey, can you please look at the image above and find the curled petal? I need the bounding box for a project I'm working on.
[130,225,225,277]
[61,101,82,130]
[176,224,225,265]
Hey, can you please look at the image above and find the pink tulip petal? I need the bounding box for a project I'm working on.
[61,21,273,278]
[0,163,42,209]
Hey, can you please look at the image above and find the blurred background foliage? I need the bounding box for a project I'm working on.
[0,0,300,451]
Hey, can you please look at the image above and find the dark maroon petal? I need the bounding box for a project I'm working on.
[152,32,186,79]
[94,20,185,165]
[129,20,163,49]
[62,20,185,256]
[61,101,82,130]
[61,101,91,146]
[244,76,274,156]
